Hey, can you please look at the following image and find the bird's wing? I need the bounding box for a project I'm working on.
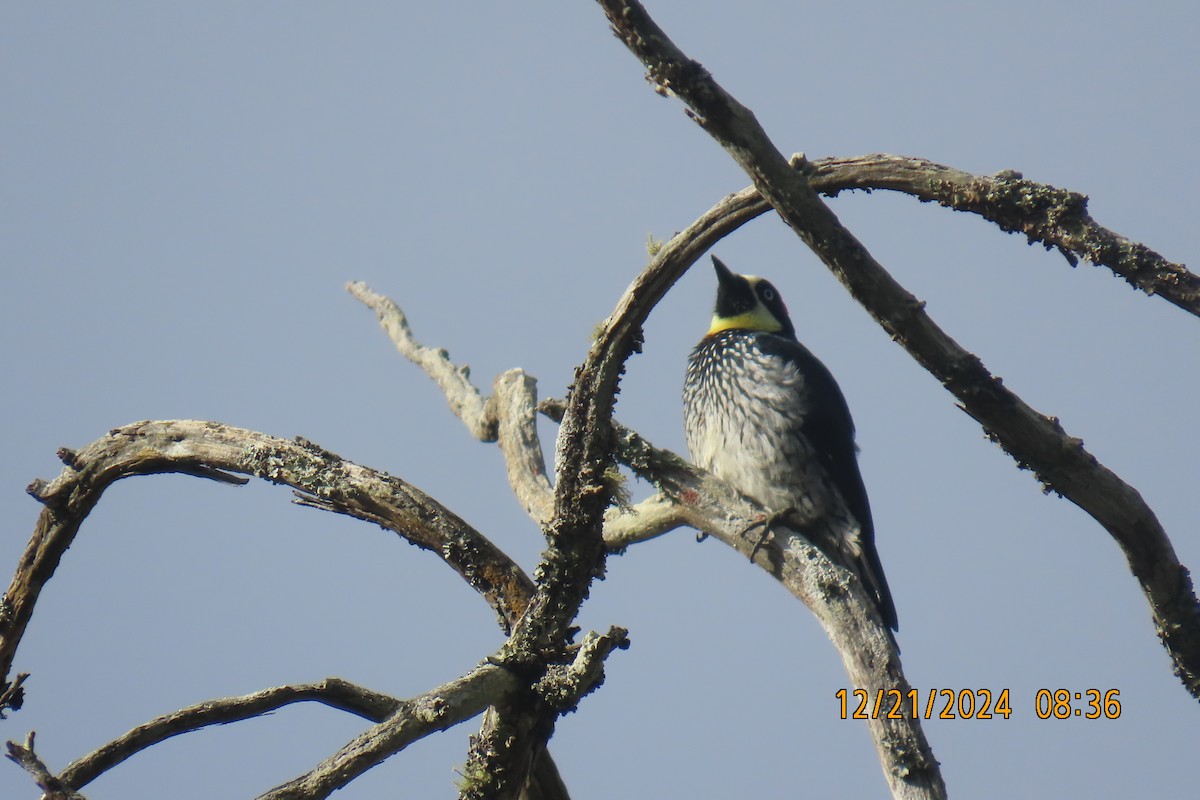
[761,335,899,631]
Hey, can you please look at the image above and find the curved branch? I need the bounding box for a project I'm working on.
[598,0,1200,706]
[3,420,535,707]
[686,154,1200,318]
[808,154,1199,316]
[53,679,401,791]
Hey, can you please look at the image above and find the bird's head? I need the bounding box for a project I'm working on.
[707,256,795,339]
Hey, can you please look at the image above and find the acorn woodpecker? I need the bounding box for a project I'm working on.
[682,256,898,631]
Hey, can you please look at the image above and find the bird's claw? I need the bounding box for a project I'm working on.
[744,506,797,562]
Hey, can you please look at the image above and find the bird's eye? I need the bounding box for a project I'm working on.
[761,287,775,302]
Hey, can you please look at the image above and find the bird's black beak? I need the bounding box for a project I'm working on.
[710,255,756,320]
[712,255,737,289]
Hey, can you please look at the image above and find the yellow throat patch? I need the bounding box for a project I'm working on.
[707,276,783,334]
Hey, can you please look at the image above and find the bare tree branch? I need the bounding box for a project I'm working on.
[454,142,760,793]
[597,0,1200,706]
[493,370,555,526]
[3,417,581,798]
[6,732,86,800]
[347,282,497,441]
[10,15,1188,796]
[348,229,725,797]
[808,154,1198,315]
[532,627,630,712]
[344,190,932,793]
[51,679,401,792]
[257,661,520,800]
[542,395,934,788]
[344,138,1195,796]
[602,492,687,550]
[342,193,774,554]
[261,628,626,800]
[455,335,628,794]
[2,420,535,709]
[348,277,713,547]
[348,283,557,526]
[349,281,655,798]
[461,627,628,800]
[349,282,626,800]
[680,153,1199,318]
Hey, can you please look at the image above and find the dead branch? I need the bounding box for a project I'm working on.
[349,283,556,525]
[596,0,1200,710]
[671,153,1199,317]
[541,396,930,782]
[56,679,401,792]
[257,661,519,800]
[261,627,626,800]
[348,281,648,798]
[346,282,496,441]
[8,8,1192,797]
[6,732,85,800]
[809,154,1198,314]
[3,419,535,710]
[347,190,929,794]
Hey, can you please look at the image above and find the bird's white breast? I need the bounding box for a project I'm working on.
[684,334,824,515]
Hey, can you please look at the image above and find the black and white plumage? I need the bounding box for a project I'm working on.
[683,256,898,631]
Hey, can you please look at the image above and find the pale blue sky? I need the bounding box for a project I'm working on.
[3,3,1198,797]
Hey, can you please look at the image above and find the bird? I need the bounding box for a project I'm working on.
[682,255,898,632]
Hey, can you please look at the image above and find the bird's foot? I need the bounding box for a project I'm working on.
[744,506,797,562]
